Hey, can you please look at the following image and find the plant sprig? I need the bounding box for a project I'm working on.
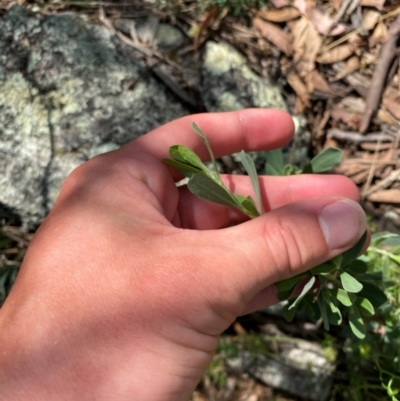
[163,122,387,339]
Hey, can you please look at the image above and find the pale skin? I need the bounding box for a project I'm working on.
[0,109,367,401]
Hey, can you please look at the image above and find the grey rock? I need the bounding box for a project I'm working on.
[201,41,287,112]
[201,42,312,173]
[228,338,335,401]
[284,114,312,170]
[0,6,188,227]
[154,23,187,53]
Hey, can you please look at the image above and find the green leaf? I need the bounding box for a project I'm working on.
[191,122,221,182]
[311,262,336,275]
[388,253,400,266]
[323,290,342,325]
[302,147,343,173]
[283,164,296,175]
[371,231,400,246]
[356,297,375,317]
[303,297,321,321]
[341,231,367,267]
[277,287,296,301]
[264,149,285,176]
[239,151,264,214]
[331,254,343,269]
[234,195,260,218]
[349,305,366,339]
[358,281,387,308]
[345,259,368,274]
[335,288,353,307]
[282,301,297,322]
[288,276,316,310]
[318,296,330,331]
[187,174,239,208]
[327,302,343,325]
[169,145,207,172]
[275,273,308,292]
[340,271,363,293]
[162,158,203,178]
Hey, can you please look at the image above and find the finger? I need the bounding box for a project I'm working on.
[178,174,360,229]
[205,196,367,313]
[125,109,294,164]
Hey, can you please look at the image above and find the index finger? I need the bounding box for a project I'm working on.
[128,109,294,161]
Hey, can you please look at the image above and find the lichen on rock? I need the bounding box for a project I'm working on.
[0,6,188,227]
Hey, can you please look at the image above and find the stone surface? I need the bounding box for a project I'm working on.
[201,41,287,112]
[0,8,307,228]
[228,338,335,401]
[0,6,188,227]
[201,42,311,172]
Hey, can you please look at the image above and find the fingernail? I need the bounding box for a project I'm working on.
[319,199,366,250]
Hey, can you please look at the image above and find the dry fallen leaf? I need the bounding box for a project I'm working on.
[257,7,301,22]
[378,108,400,126]
[368,189,400,203]
[383,91,400,120]
[292,16,322,76]
[361,142,393,151]
[331,0,343,11]
[331,56,360,81]
[360,0,386,10]
[305,69,341,96]
[369,21,388,47]
[194,5,219,50]
[317,43,354,64]
[331,97,364,128]
[363,9,381,31]
[286,69,310,110]
[269,0,290,8]
[309,8,347,36]
[253,18,293,56]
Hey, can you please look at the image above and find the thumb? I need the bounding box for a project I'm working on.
[215,196,367,309]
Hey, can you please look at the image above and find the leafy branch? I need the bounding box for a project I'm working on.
[163,122,387,339]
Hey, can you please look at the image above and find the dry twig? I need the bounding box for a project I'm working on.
[360,14,400,133]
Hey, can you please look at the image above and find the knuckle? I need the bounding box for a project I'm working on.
[58,154,108,200]
[261,215,309,280]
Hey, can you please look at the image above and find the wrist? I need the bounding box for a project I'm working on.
[0,300,214,401]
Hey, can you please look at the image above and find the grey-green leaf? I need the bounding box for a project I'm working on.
[288,276,316,310]
[239,151,264,214]
[234,195,260,218]
[187,174,239,208]
[358,281,387,308]
[191,122,221,182]
[318,297,330,331]
[169,145,215,180]
[282,301,297,322]
[311,262,336,275]
[303,147,343,173]
[277,287,296,301]
[340,271,363,293]
[264,149,285,176]
[327,302,342,325]
[349,305,366,339]
[275,273,308,292]
[345,260,368,274]
[322,290,342,325]
[341,231,367,267]
[335,288,353,307]
[356,297,375,317]
[162,158,203,178]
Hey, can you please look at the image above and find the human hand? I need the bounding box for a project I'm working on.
[0,109,366,401]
